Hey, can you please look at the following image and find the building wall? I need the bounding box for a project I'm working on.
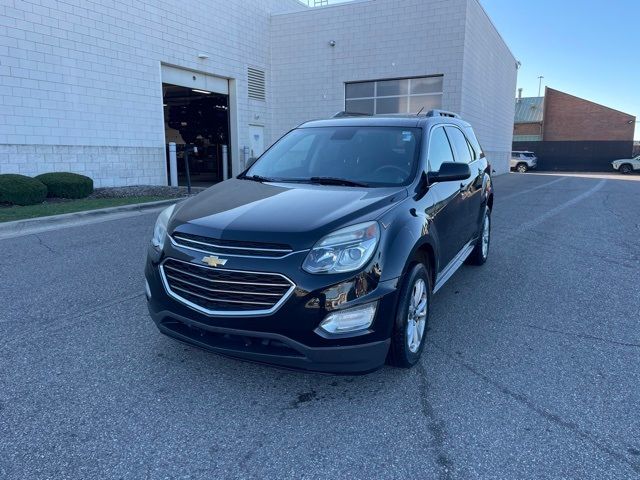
[271,0,516,175]
[543,88,635,142]
[1,0,516,186]
[0,0,302,186]
[270,0,468,142]
[513,140,633,172]
[460,0,517,174]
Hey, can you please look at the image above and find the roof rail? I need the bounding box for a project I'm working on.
[332,111,372,118]
[426,109,460,119]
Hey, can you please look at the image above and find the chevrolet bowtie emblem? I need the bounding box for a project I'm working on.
[202,255,228,268]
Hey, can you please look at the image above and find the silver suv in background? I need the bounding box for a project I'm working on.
[612,155,640,174]
[510,151,538,173]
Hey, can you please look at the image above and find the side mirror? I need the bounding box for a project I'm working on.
[428,162,471,183]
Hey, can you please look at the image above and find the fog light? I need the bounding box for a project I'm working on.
[319,302,377,334]
[145,279,152,300]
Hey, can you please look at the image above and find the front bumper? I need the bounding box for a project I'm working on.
[145,245,400,374]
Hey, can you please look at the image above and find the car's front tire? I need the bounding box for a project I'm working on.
[619,164,633,175]
[466,208,491,266]
[388,263,431,368]
[516,163,528,173]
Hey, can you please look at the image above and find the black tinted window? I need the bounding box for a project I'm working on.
[445,127,473,164]
[427,127,454,172]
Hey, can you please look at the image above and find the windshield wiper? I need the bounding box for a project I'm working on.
[240,174,279,183]
[306,177,370,187]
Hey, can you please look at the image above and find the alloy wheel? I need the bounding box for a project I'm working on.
[481,213,490,259]
[406,278,428,353]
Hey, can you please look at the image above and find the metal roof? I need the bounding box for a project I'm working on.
[514,97,544,123]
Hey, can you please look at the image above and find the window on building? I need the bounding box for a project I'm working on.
[427,127,454,172]
[345,76,443,115]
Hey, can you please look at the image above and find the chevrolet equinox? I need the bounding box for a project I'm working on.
[145,110,493,373]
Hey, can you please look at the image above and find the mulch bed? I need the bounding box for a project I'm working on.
[89,185,204,199]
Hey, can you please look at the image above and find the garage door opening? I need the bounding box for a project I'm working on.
[163,83,230,186]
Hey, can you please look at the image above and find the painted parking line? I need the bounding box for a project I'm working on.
[499,176,569,202]
[503,179,606,239]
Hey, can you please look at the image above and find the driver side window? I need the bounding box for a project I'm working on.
[428,127,454,172]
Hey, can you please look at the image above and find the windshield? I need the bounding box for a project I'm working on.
[244,126,422,187]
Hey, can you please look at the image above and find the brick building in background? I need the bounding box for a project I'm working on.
[513,87,635,171]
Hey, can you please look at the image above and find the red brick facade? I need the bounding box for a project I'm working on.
[542,88,635,141]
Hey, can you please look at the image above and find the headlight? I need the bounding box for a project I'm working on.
[302,221,380,274]
[151,204,176,250]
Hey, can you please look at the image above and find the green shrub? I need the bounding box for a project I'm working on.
[0,174,48,206]
[35,172,94,199]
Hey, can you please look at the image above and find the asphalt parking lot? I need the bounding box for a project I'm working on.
[1,172,639,479]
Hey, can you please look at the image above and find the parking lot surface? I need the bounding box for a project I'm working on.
[1,173,639,479]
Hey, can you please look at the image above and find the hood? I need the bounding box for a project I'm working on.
[169,178,407,250]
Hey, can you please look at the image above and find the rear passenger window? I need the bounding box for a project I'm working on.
[467,129,485,159]
[427,127,455,172]
[466,139,477,161]
[445,127,473,164]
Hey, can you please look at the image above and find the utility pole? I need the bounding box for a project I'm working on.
[538,76,544,97]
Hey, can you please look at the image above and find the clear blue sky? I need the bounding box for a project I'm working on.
[481,0,639,140]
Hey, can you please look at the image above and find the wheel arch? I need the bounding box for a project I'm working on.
[403,240,437,288]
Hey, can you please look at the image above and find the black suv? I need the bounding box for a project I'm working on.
[145,110,493,373]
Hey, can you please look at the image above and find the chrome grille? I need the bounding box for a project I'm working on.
[160,258,295,315]
[171,232,293,258]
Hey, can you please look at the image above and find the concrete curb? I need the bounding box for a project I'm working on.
[0,198,182,240]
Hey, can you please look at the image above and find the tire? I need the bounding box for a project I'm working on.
[388,263,432,368]
[466,208,491,266]
[620,164,633,175]
[516,163,528,173]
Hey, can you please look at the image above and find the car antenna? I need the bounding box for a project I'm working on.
[416,107,425,116]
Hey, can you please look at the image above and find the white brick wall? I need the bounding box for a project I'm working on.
[0,0,515,186]
[0,0,302,186]
[460,0,517,174]
[270,0,468,144]
[270,0,516,173]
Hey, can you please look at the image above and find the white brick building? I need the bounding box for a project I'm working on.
[0,0,517,187]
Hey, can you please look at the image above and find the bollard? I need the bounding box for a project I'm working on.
[222,145,228,180]
[168,142,178,187]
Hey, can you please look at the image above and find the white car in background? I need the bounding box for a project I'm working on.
[510,151,538,173]
[612,155,640,174]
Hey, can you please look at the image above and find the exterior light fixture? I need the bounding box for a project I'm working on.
[328,40,336,47]
[192,89,211,94]
[197,53,209,59]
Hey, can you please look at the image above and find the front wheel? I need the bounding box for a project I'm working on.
[388,263,432,368]
[619,164,633,175]
[466,209,491,266]
[516,163,528,173]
